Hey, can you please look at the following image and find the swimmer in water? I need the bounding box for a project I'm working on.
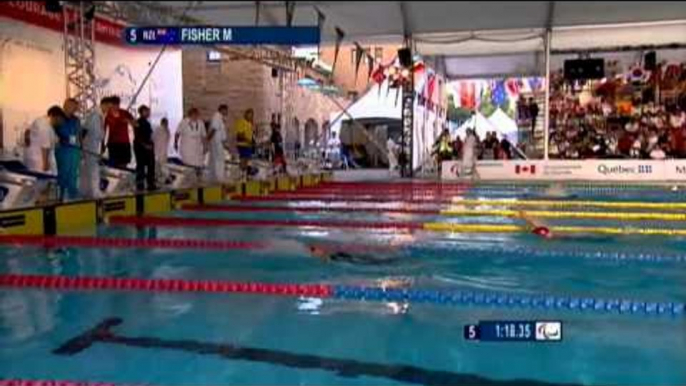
[308,245,399,266]
[521,211,613,242]
[261,239,400,265]
[542,182,574,199]
[521,211,554,239]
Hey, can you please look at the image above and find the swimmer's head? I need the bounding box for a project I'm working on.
[308,245,329,260]
[532,226,552,239]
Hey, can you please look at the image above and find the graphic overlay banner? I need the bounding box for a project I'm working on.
[124,26,320,46]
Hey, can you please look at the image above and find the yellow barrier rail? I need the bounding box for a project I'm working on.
[423,222,686,236]
[440,208,686,221]
[450,198,686,210]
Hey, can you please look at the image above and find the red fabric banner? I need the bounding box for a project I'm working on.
[0,1,125,46]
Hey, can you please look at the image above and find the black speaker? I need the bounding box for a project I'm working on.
[45,1,63,13]
[564,59,605,80]
[644,51,657,71]
[271,68,279,78]
[397,48,412,68]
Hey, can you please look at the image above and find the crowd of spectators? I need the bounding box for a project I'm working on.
[433,129,515,162]
[548,60,686,160]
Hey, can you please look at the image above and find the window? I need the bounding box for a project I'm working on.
[374,47,383,61]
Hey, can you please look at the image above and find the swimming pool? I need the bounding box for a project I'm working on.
[1,181,685,385]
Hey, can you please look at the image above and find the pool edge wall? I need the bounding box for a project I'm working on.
[0,173,324,235]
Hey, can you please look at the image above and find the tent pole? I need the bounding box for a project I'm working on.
[543,28,551,160]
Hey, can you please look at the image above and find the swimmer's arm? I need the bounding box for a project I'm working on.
[519,211,546,229]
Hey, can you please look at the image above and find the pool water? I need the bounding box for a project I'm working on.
[1,183,685,385]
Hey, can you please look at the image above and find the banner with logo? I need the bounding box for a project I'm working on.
[442,160,686,182]
[0,1,125,45]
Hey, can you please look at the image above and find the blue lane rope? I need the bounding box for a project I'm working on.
[417,244,686,264]
[331,285,685,318]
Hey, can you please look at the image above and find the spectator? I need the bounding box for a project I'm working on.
[451,136,463,160]
[24,106,63,173]
[104,96,135,168]
[498,137,513,160]
[207,104,229,183]
[234,108,255,176]
[55,98,81,201]
[529,98,539,136]
[81,96,113,198]
[270,114,286,174]
[175,108,206,169]
[462,129,478,177]
[152,118,171,183]
[134,105,156,191]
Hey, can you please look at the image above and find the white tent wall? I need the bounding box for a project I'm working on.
[0,16,184,151]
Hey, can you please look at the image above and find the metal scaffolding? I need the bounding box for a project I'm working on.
[63,2,97,115]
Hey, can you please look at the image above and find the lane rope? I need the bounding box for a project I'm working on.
[109,216,423,231]
[183,204,686,222]
[237,195,455,204]
[450,198,686,210]
[423,223,686,236]
[0,235,263,250]
[181,204,440,215]
[0,381,129,386]
[0,274,682,318]
[111,215,686,236]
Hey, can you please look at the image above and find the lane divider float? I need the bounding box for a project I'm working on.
[0,381,128,386]
[0,235,262,250]
[450,198,686,210]
[111,215,686,236]
[0,274,682,318]
[183,204,686,222]
[109,216,422,231]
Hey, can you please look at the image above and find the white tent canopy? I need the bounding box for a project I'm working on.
[328,80,401,135]
[487,108,520,144]
[155,2,686,52]
[455,112,497,140]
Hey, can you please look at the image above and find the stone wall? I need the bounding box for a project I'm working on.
[182,47,343,151]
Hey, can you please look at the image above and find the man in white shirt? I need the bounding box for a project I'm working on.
[207,104,229,183]
[80,97,113,198]
[24,106,64,173]
[174,108,206,168]
[152,117,171,182]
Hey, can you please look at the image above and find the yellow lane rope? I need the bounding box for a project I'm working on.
[439,209,686,221]
[422,222,686,236]
[449,198,686,210]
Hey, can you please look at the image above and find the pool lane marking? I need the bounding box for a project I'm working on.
[0,235,263,250]
[237,195,686,210]
[51,317,579,386]
[110,215,686,237]
[184,204,686,221]
[450,198,686,210]
[1,274,683,317]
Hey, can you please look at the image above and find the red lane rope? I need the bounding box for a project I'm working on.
[0,381,128,386]
[236,195,455,204]
[109,216,422,231]
[319,181,471,188]
[182,204,441,216]
[0,235,263,250]
[0,274,332,298]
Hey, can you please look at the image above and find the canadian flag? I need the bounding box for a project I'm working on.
[515,165,536,174]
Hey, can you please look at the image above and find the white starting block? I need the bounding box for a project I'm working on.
[167,158,202,189]
[99,163,136,196]
[0,160,57,209]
